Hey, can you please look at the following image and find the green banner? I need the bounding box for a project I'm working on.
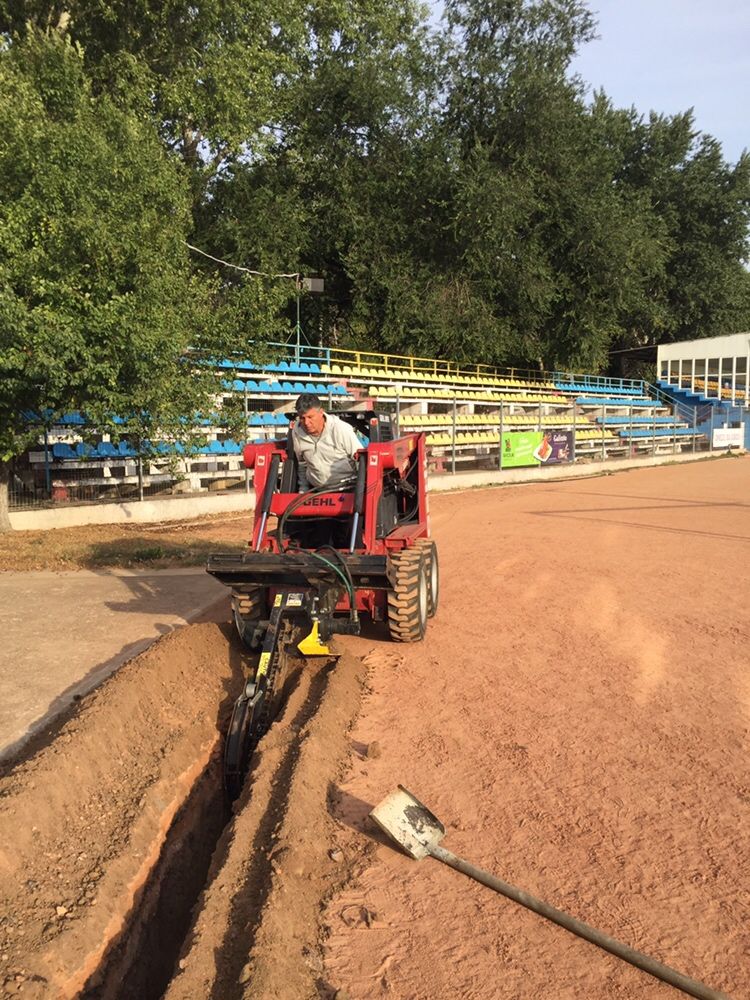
[502,429,575,467]
[501,430,543,467]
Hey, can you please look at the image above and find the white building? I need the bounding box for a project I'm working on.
[658,332,750,404]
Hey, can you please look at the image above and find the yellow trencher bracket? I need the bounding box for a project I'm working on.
[297,619,335,657]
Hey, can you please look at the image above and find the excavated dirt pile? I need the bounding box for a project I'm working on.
[0,622,367,999]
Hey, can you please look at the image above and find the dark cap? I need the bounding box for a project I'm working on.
[295,392,322,414]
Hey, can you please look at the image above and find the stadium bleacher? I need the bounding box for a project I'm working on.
[20,342,711,504]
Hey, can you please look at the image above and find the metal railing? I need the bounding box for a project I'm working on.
[247,340,647,395]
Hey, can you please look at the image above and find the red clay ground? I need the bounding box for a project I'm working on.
[0,455,747,999]
[323,456,749,999]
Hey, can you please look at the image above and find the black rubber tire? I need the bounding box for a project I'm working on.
[231,586,267,648]
[413,539,439,618]
[387,549,429,643]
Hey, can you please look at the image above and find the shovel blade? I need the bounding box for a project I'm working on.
[369,785,446,860]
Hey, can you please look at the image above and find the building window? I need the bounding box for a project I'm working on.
[695,358,706,395]
[707,358,720,397]
[736,357,747,402]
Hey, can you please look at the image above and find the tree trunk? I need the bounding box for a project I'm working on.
[0,461,12,532]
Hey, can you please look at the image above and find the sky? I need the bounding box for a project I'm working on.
[569,0,749,162]
[430,1,749,163]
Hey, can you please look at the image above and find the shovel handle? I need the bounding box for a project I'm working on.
[429,845,729,1000]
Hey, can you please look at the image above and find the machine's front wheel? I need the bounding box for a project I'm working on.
[387,549,429,642]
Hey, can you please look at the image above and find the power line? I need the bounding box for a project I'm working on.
[185,242,300,280]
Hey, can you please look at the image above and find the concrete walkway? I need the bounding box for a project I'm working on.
[0,567,227,761]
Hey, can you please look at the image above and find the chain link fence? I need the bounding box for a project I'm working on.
[9,398,745,512]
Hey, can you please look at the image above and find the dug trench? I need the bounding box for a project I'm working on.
[0,617,369,999]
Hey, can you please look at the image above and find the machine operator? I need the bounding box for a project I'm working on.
[292,393,363,491]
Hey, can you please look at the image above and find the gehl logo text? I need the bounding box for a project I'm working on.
[302,496,344,507]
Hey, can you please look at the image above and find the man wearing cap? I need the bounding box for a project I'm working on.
[292,393,363,490]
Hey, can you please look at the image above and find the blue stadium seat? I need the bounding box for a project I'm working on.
[598,415,674,425]
[208,440,226,454]
[261,413,276,426]
[249,413,263,426]
[309,363,321,374]
[576,396,653,406]
[75,442,97,459]
[52,443,78,460]
[60,411,86,426]
[280,381,295,393]
[118,441,137,457]
[298,362,311,374]
[224,439,242,454]
[620,427,697,438]
[243,380,259,392]
[275,413,290,426]
[97,442,119,458]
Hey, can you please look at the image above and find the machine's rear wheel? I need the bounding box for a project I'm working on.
[413,539,439,618]
[387,549,429,642]
[232,587,267,648]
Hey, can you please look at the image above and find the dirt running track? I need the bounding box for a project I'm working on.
[0,456,747,999]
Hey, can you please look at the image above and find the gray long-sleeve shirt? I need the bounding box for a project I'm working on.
[291,413,362,489]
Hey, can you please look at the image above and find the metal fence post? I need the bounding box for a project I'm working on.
[244,385,250,494]
[673,408,678,454]
[692,408,697,453]
[572,403,577,461]
[652,406,657,456]
[601,405,606,462]
[43,427,51,496]
[451,397,457,475]
[499,402,504,470]
[395,389,401,436]
[137,455,144,501]
[628,403,633,459]
[709,407,714,452]
[538,401,543,437]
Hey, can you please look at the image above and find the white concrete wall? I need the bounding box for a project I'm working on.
[10,490,254,530]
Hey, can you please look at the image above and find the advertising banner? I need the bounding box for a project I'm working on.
[501,429,574,468]
[712,427,743,449]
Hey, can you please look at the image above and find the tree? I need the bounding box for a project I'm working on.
[0,28,286,529]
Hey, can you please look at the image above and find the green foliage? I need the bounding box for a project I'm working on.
[0,28,284,469]
[2,0,749,484]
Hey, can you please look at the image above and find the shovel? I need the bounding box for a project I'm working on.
[369,786,729,1000]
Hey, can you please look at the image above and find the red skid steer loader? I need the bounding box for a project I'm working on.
[206,410,438,796]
